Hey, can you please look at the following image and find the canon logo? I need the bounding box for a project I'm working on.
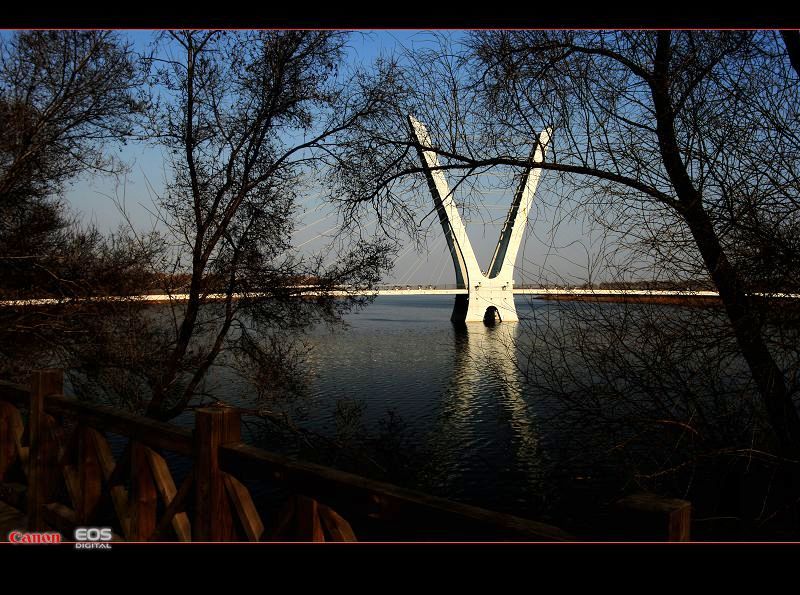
[7,530,62,544]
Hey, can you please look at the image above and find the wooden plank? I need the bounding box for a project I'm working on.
[55,423,78,469]
[62,464,82,513]
[27,369,63,531]
[44,395,193,456]
[89,428,118,478]
[270,496,296,540]
[0,402,24,480]
[77,425,102,524]
[41,502,77,534]
[194,407,241,541]
[87,430,130,538]
[221,442,572,541]
[616,492,692,542]
[40,414,60,494]
[129,442,157,541]
[318,503,357,542]
[295,496,324,542]
[54,425,82,512]
[150,470,193,542]
[0,401,30,481]
[145,447,191,541]
[223,472,263,542]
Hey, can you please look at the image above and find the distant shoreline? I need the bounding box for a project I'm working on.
[3,287,799,309]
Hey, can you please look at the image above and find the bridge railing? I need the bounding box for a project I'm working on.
[0,369,575,541]
[375,283,462,291]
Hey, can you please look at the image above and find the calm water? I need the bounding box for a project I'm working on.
[72,294,783,536]
[215,294,614,527]
[304,296,546,506]
[86,295,739,532]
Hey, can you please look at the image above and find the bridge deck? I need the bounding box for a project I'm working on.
[2,288,798,307]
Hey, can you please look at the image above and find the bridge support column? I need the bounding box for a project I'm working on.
[452,286,518,324]
[409,115,550,324]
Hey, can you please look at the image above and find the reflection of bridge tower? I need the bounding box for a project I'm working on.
[408,115,551,323]
[427,322,542,505]
[449,323,539,462]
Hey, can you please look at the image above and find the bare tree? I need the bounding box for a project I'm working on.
[335,31,800,459]
[0,30,146,294]
[108,31,399,421]
[0,30,155,380]
[0,31,142,205]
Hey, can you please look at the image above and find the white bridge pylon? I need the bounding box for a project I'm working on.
[408,115,551,323]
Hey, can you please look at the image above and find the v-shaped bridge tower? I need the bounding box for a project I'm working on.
[408,115,551,323]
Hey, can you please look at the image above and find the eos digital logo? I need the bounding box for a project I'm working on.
[74,527,113,549]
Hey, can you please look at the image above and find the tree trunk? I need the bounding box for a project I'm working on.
[681,201,800,457]
[780,31,800,79]
[652,31,800,458]
[145,265,204,420]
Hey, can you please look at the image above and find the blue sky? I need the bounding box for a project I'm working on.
[49,30,603,286]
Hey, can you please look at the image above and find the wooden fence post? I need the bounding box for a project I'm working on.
[615,492,692,541]
[0,401,24,482]
[27,369,63,530]
[128,441,157,540]
[77,425,102,524]
[194,406,241,541]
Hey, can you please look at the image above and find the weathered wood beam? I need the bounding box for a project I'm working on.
[615,492,692,542]
[223,472,263,542]
[27,369,62,531]
[221,442,572,541]
[77,425,102,524]
[150,470,193,542]
[0,402,24,480]
[318,502,357,542]
[87,429,131,538]
[146,447,191,541]
[129,441,157,541]
[44,396,193,456]
[194,407,240,541]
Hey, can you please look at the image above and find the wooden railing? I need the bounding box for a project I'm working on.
[0,369,577,541]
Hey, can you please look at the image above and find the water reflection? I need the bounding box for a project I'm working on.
[202,296,552,518]
[425,320,544,513]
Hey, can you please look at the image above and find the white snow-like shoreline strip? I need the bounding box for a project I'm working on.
[1,287,799,307]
